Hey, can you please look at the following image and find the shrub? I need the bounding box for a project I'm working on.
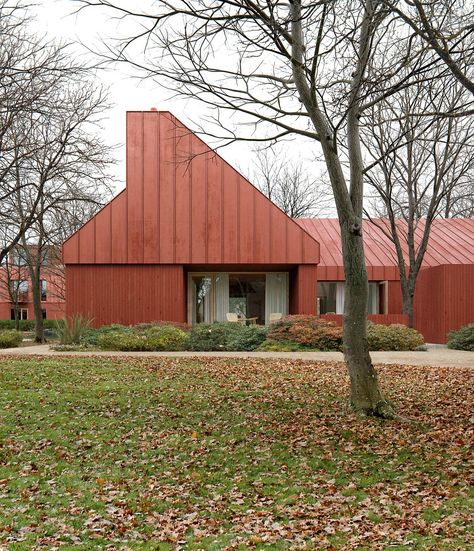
[367,323,424,351]
[226,324,268,351]
[56,315,93,345]
[186,322,268,351]
[447,324,474,351]
[134,320,190,333]
[267,315,343,351]
[0,330,23,348]
[0,319,58,331]
[97,325,188,351]
[143,325,188,351]
[97,332,146,351]
[80,324,129,346]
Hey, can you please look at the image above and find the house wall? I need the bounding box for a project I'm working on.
[289,265,318,315]
[65,265,187,327]
[414,264,474,343]
[0,265,66,321]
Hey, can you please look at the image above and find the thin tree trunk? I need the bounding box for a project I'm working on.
[31,278,44,343]
[401,279,415,328]
[341,222,390,414]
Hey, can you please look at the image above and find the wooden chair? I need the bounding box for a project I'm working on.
[269,313,282,323]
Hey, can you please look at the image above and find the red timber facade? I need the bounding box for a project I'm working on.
[63,111,320,328]
[296,218,474,343]
[0,246,65,322]
[63,110,474,343]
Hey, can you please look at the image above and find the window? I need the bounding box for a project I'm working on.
[317,282,344,314]
[40,280,47,301]
[42,309,47,320]
[10,308,28,320]
[189,272,288,325]
[317,281,380,315]
[11,248,28,266]
[10,280,28,295]
[229,274,266,324]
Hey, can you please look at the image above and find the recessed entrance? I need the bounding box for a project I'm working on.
[188,272,288,325]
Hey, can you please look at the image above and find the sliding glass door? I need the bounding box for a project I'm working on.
[189,272,288,325]
[229,274,266,324]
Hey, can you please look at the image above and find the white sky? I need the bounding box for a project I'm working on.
[30,1,275,193]
[31,0,336,216]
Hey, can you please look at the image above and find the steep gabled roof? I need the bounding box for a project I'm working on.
[296,218,474,280]
[63,111,320,265]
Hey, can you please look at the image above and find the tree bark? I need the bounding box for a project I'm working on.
[340,222,390,414]
[401,278,415,328]
[31,275,44,343]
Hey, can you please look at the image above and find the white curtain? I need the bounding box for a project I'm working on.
[336,282,345,314]
[265,273,288,324]
[215,273,229,322]
[368,282,379,314]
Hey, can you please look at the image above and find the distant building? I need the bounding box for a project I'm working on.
[0,245,65,321]
[62,111,474,343]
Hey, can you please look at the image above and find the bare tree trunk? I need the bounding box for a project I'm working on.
[341,222,388,414]
[31,275,44,343]
[400,278,416,328]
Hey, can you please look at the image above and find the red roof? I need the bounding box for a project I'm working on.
[296,218,474,281]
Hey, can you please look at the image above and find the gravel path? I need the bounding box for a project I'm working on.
[0,344,472,368]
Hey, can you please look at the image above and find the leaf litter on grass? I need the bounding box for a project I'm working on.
[0,355,472,549]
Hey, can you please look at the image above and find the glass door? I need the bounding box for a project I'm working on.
[191,276,213,324]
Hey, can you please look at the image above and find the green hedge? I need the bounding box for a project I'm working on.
[367,323,424,351]
[0,319,57,331]
[98,325,188,352]
[187,322,268,351]
[447,324,474,351]
[0,330,23,348]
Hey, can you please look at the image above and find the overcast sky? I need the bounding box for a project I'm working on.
[30,0,336,216]
[30,1,268,192]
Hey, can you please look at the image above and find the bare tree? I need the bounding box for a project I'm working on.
[75,0,468,416]
[364,79,474,327]
[0,248,29,329]
[441,182,474,218]
[5,81,114,342]
[251,148,332,218]
[0,0,88,264]
[381,0,474,96]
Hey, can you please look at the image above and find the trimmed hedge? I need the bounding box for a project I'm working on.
[447,324,474,351]
[267,315,343,351]
[187,322,268,351]
[0,330,23,348]
[0,319,57,331]
[80,324,130,346]
[367,323,424,351]
[98,325,188,352]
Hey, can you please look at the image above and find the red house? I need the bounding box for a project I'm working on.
[0,246,65,321]
[63,111,474,343]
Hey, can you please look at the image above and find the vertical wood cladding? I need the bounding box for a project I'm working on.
[63,111,320,266]
[65,265,186,327]
[289,265,318,315]
[414,264,474,343]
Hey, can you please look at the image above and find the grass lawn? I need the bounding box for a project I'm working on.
[0,356,472,550]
